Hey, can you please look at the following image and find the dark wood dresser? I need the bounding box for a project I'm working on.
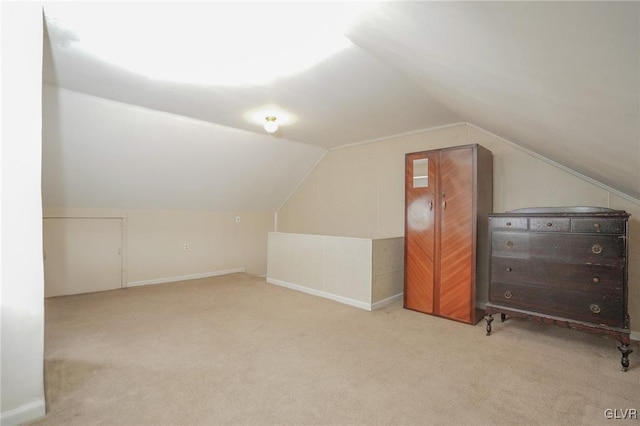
[484,207,632,371]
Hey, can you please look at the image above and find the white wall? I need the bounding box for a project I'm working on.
[276,123,640,335]
[276,123,469,238]
[1,3,46,424]
[267,233,404,310]
[43,208,274,285]
[267,232,373,309]
[126,209,272,281]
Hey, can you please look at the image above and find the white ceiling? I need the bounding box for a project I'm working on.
[42,1,640,210]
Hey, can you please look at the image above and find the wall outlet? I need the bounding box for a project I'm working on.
[183,243,190,251]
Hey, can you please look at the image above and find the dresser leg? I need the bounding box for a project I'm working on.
[618,343,633,372]
[485,314,494,336]
[500,313,507,322]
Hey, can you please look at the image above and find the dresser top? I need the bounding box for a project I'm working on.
[490,206,629,218]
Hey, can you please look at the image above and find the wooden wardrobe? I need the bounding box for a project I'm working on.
[404,144,493,324]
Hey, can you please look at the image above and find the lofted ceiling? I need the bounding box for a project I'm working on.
[41,1,640,211]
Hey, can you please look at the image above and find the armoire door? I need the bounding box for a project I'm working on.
[404,144,491,324]
[438,147,474,322]
[404,151,439,314]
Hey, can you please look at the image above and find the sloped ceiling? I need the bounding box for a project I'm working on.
[348,1,640,199]
[41,86,327,210]
[42,1,640,211]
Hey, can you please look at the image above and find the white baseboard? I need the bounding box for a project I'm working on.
[127,267,246,287]
[371,293,403,310]
[1,399,45,426]
[266,277,372,311]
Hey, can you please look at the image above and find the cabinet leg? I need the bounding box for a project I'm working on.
[485,314,494,336]
[618,343,633,372]
[500,313,507,322]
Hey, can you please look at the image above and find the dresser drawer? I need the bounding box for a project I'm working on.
[489,217,528,231]
[490,282,625,327]
[491,232,625,265]
[530,218,570,232]
[490,257,624,294]
[571,218,625,235]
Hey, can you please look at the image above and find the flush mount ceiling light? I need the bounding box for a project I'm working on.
[263,116,278,134]
[44,2,381,86]
[245,106,296,134]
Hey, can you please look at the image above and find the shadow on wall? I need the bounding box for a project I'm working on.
[41,85,67,208]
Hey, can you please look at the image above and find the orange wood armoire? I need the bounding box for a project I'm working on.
[404,144,493,324]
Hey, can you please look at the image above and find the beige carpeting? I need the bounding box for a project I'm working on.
[31,273,638,425]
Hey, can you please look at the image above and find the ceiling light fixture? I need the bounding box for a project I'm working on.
[245,106,296,134]
[264,116,278,134]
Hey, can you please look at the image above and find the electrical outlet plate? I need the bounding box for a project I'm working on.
[235,216,241,223]
[184,243,190,251]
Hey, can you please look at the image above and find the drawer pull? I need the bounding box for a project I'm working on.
[546,222,553,227]
[590,304,601,314]
[504,291,513,299]
[592,277,600,284]
[506,241,513,249]
[506,267,512,272]
[591,244,603,254]
[593,223,601,231]
[506,221,512,227]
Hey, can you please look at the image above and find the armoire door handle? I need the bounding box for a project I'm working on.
[442,200,447,210]
[429,201,433,211]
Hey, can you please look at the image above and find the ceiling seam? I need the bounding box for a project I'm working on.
[327,122,467,152]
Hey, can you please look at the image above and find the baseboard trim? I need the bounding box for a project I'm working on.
[266,277,372,311]
[371,293,403,310]
[127,267,246,287]
[1,399,45,426]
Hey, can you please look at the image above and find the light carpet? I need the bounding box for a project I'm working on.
[30,273,639,425]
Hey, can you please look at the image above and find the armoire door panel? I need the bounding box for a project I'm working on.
[439,147,474,322]
[404,144,491,325]
[404,152,438,313]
